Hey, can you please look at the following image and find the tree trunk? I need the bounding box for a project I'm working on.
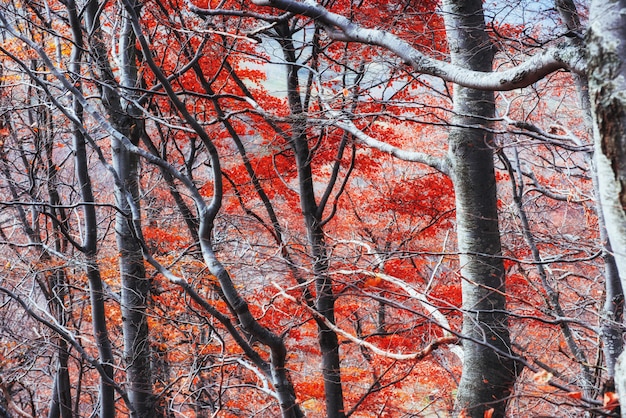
[442,1,516,416]
[113,112,152,418]
[48,338,72,418]
[84,0,154,415]
[38,83,73,418]
[588,0,626,409]
[276,23,346,418]
[555,0,624,380]
[115,5,152,417]
[67,2,116,416]
[73,76,116,418]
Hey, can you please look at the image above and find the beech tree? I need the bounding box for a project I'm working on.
[0,0,624,417]
[588,0,626,406]
[438,2,516,415]
[82,0,154,414]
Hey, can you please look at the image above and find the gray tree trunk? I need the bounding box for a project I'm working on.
[45,138,72,418]
[442,1,516,416]
[115,5,152,417]
[84,0,153,415]
[555,0,624,379]
[276,23,346,418]
[66,1,117,416]
[588,0,626,411]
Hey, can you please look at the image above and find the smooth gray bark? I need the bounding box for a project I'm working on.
[442,1,516,416]
[44,122,72,418]
[84,0,153,415]
[67,2,117,416]
[275,22,345,418]
[116,4,153,417]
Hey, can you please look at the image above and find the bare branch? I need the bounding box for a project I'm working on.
[329,114,451,175]
[273,282,459,361]
[251,0,586,90]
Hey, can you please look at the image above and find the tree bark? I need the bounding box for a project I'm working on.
[115,4,153,417]
[555,0,624,379]
[588,0,626,410]
[84,0,154,415]
[67,2,117,416]
[442,1,516,416]
[276,22,346,418]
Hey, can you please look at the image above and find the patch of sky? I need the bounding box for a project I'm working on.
[484,0,572,40]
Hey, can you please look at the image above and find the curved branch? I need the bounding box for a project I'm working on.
[251,0,585,90]
[329,115,450,175]
[272,281,459,360]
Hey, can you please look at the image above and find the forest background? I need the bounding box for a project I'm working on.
[0,0,625,417]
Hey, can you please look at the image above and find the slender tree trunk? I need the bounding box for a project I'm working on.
[113,102,152,418]
[65,2,117,416]
[276,23,346,418]
[115,5,152,417]
[47,214,73,418]
[48,340,71,418]
[304,179,344,418]
[86,262,117,418]
[73,73,116,418]
[588,0,626,409]
[442,1,516,416]
[84,0,154,415]
[36,82,73,418]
